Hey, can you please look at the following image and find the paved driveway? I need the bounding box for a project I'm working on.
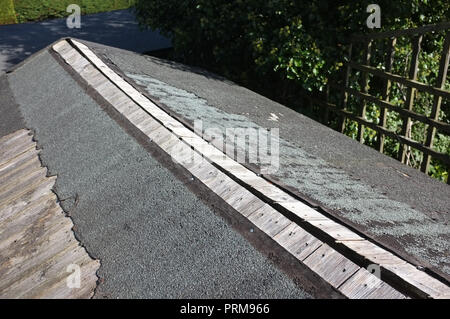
[0,9,171,72]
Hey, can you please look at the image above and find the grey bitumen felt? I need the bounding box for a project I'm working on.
[0,9,171,73]
[82,41,450,277]
[4,49,313,298]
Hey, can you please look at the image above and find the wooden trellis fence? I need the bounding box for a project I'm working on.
[306,22,450,184]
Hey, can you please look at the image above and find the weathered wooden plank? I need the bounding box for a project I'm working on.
[193,167,222,185]
[0,207,74,288]
[0,134,34,165]
[383,262,450,298]
[165,120,185,131]
[65,39,450,299]
[56,45,76,62]
[203,174,234,197]
[190,144,217,161]
[80,67,107,88]
[58,47,78,62]
[238,175,272,190]
[226,165,260,182]
[339,268,406,299]
[64,49,83,66]
[53,40,72,53]
[4,243,85,298]
[337,240,450,298]
[77,62,98,79]
[101,86,128,106]
[356,40,372,143]
[0,177,55,224]
[222,188,257,212]
[348,62,450,100]
[0,235,77,294]
[0,194,62,243]
[71,56,91,73]
[170,141,197,166]
[308,219,364,241]
[399,35,422,163]
[95,81,119,99]
[377,37,396,152]
[159,134,181,154]
[303,244,360,288]
[217,183,242,203]
[212,178,240,199]
[127,108,150,127]
[0,159,42,194]
[104,89,131,108]
[185,156,215,178]
[234,196,267,217]
[256,184,294,202]
[332,83,450,134]
[52,40,70,53]
[23,251,94,299]
[169,126,199,139]
[69,260,100,299]
[186,135,210,152]
[0,168,48,206]
[278,201,327,221]
[155,111,178,125]
[193,165,220,184]
[142,105,169,121]
[147,126,172,145]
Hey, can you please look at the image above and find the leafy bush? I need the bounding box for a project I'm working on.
[135,0,450,182]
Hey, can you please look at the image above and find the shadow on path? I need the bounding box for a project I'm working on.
[0,9,171,72]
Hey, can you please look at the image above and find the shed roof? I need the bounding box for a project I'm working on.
[0,38,448,298]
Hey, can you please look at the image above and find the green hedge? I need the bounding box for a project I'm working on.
[135,0,450,182]
[0,0,17,24]
[0,0,134,24]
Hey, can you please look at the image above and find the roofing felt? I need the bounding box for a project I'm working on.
[1,45,317,298]
[0,38,445,300]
